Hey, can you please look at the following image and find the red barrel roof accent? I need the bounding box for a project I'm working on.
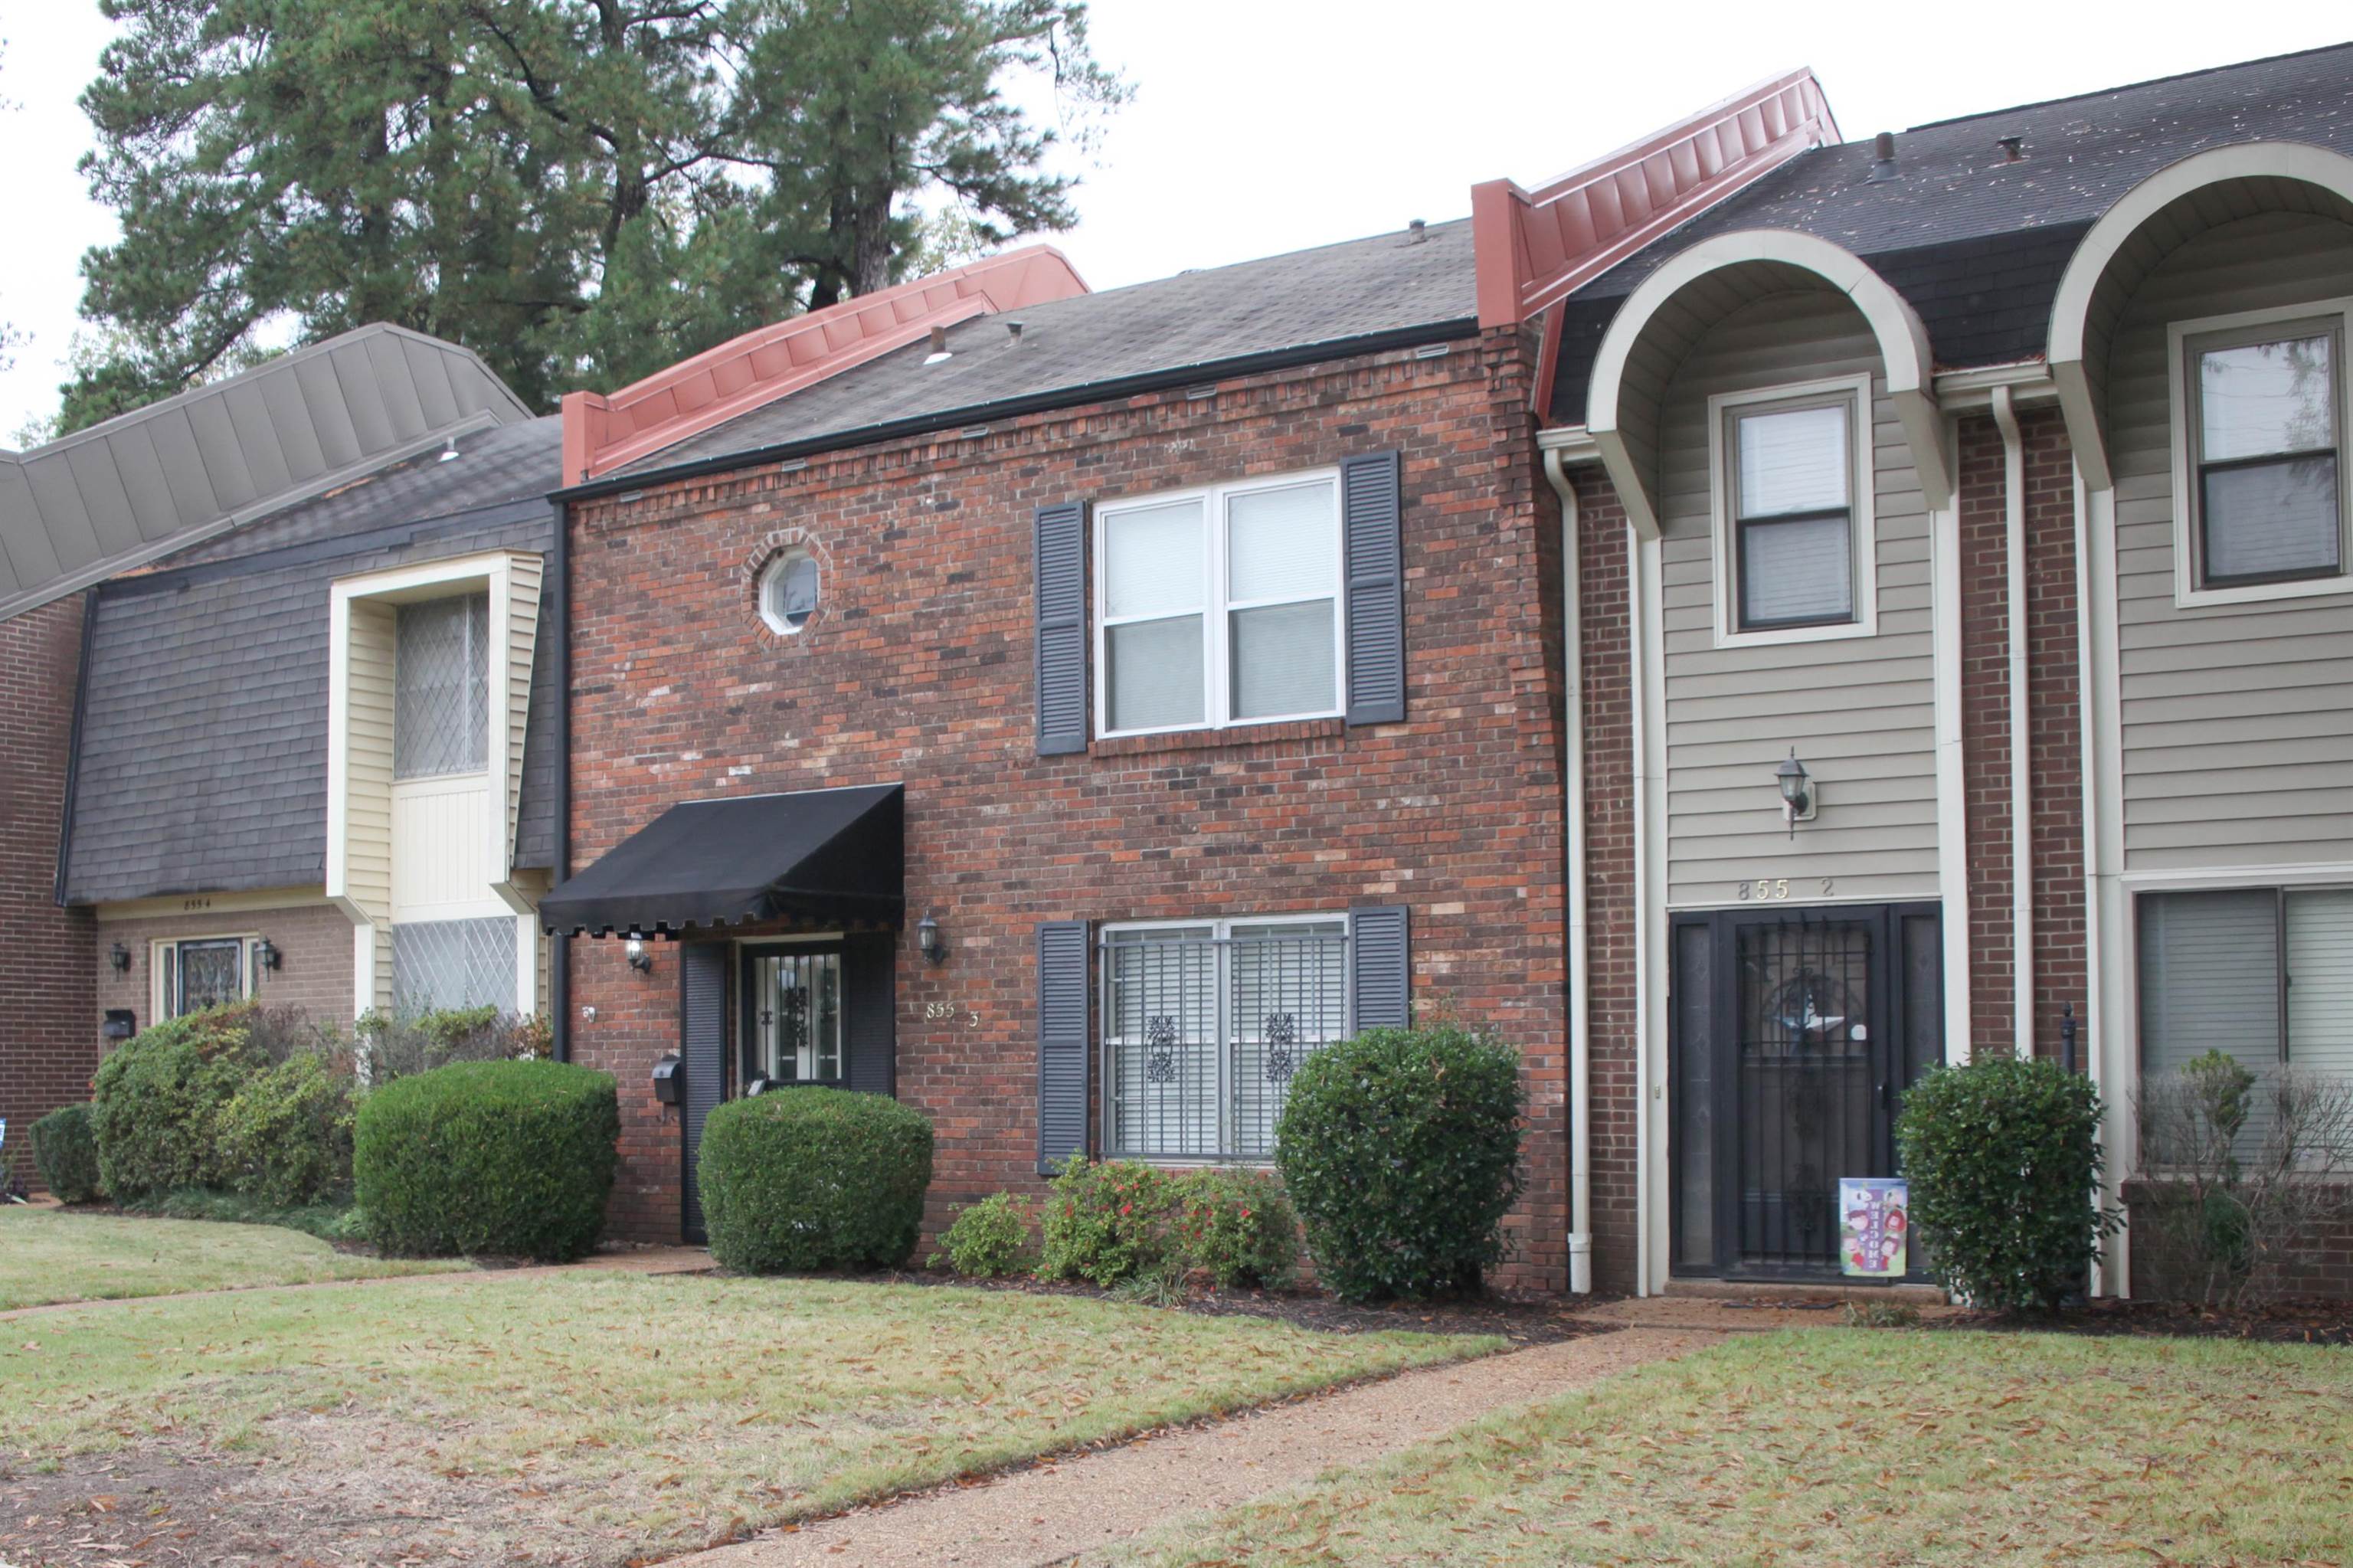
[1471,70,1840,328]
[561,244,1090,482]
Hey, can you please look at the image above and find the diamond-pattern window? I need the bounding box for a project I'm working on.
[392,917,516,1015]
[395,594,490,780]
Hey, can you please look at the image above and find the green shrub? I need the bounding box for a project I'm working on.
[1038,1157,1179,1286]
[221,1051,356,1208]
[928,1193,1036,1277]
[1172,1167,1299,1289]
[90,1005,267,1200]
[1896,1055,2120,1313]
[1275,1024,1527,1301]
[355,1059,619,1261]
[119,1187,362,1242]
[354,1005,548,1082]
[699,1089,934,1272]
[31,1103,104,1203]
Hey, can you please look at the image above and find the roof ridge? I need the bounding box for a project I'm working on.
[1903,38,2353,134]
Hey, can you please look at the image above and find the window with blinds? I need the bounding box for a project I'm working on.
[394,594,491,780]
[1728,397,1858,631]
[1098,472,1342,735]
[2139,887,2353,1160]
[2187,325,2346,588]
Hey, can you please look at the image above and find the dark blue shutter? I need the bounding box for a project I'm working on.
[1342,450,1405,726]
[1036,920,1091,1174]
[679,941,730,1243]
[1349,905,1410,1031]
[1035,501,1088,755]
[843,931,896,1097]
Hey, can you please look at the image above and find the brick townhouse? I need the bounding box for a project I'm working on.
[0,326,562,1175]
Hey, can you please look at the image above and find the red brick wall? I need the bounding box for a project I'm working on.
[0,595,97,1190]
[96,902,355,1029]
[1955,407,2087,1063]
[564,329,1576,1288]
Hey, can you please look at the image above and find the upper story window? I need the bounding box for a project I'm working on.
[1710,376,1875,647]
[394,593,490,779]
[1096,471,1343,736]
[759,547,821,635]
[2186,322,2346,591]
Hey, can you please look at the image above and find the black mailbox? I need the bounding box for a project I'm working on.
[102,1009,136,1042]
[651,1055,684,1105]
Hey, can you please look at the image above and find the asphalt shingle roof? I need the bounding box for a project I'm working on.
[617,218,1478,478]
[1550,42,2353,422]
[63,418,564,906]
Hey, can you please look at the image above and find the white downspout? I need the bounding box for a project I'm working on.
[1992,387,2033,1058]
[1542,445,1593,1295]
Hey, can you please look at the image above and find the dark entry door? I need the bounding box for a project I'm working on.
[1670,903,1942,1280]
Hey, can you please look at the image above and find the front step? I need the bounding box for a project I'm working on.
[1661,1277,1949,1305]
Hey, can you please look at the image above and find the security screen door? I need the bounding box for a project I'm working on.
[1670,903,1942,1279]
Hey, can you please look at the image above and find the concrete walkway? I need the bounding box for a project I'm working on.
[670,1311,1751,1568]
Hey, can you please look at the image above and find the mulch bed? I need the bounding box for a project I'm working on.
[1926,1297,2352,1347]
[877,1268,1615,1345]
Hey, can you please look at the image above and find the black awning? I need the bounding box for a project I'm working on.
[541,783,903,937]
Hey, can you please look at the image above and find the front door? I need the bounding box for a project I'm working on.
[1669,903,1942,1280]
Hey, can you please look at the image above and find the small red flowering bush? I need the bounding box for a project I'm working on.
[1173,1167,1298,1289]
[1037,1157,1176,1285]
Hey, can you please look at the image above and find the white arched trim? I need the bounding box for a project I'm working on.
[1586,229,1946,539]
[2048,141,2353,491]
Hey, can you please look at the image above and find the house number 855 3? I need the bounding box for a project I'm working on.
[923,1002,980,1027]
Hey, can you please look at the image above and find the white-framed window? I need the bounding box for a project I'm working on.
[1095,470,1345,737]
[2168,300,2351,606]
[1101,914,1349,1163]
[2137,885,2353,1160]
[1707,375,1877,647]
[152,935,258,1020]
[391,917,520,1016]
[394,593,491,780]
[758,547,821,635]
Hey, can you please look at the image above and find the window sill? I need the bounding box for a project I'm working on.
[2173,571,2351,610]
[1090,717,1346,758]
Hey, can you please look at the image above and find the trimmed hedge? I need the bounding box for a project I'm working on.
[90,1005,266,1200]
[699,1089,934,1272]
[355,1059,619,1261]
[1896,1055,2119,1313]
[31,1103,104,1203]
[1275,1024,1526,1301]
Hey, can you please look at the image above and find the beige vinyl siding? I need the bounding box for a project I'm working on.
[344,598,398,1015]
[502,552,543,869]
[2106,210,2353,871]
[1658,288,1939,908]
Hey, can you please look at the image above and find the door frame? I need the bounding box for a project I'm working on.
[1668,899,1941,1282]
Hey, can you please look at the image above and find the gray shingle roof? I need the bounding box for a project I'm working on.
[61,418,563,906]
[1,325,532,620]
[615,218,1478,479]
[1550,42,2353,422]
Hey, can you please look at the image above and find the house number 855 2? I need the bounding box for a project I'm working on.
[1734,878,1834,901]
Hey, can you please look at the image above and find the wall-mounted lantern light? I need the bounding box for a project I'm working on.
[917,911,947,966]
[254,938,282,972]
[109,942,131,974]
[1777,749,1817,838]
[626,936,655,975]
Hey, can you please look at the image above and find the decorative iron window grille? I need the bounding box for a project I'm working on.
[1101,921,1348,1162]
[391,916,516,1015]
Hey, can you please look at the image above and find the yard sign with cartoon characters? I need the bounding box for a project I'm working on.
[1839,1177,1908,1278]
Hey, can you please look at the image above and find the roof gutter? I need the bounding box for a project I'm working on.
[552,318,1481,504]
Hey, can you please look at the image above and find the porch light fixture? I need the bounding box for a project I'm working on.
[110,942,131,974]
[1777,749,1816,837]
[917,911,947,966]
[626,937,655,974]
[254,938,281,972]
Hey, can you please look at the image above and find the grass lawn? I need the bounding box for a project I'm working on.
[1101,1327,2353,1568]
[0,1270,1493,1566]
[0,1206,463,1310]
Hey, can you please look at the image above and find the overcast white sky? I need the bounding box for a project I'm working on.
[2,2,2346,440]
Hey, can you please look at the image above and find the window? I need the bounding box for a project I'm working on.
[2139,887,2353,1159]
[1724,391,1860,632]
[1101,917,1347,1161]
[391,917,517,1015]
[746,948,843,1085]
[394,594,490,779]
[155,937,250,1020]
[1097,473,1343,735]
[2185,322,2346,589]
[758,548,821,634]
